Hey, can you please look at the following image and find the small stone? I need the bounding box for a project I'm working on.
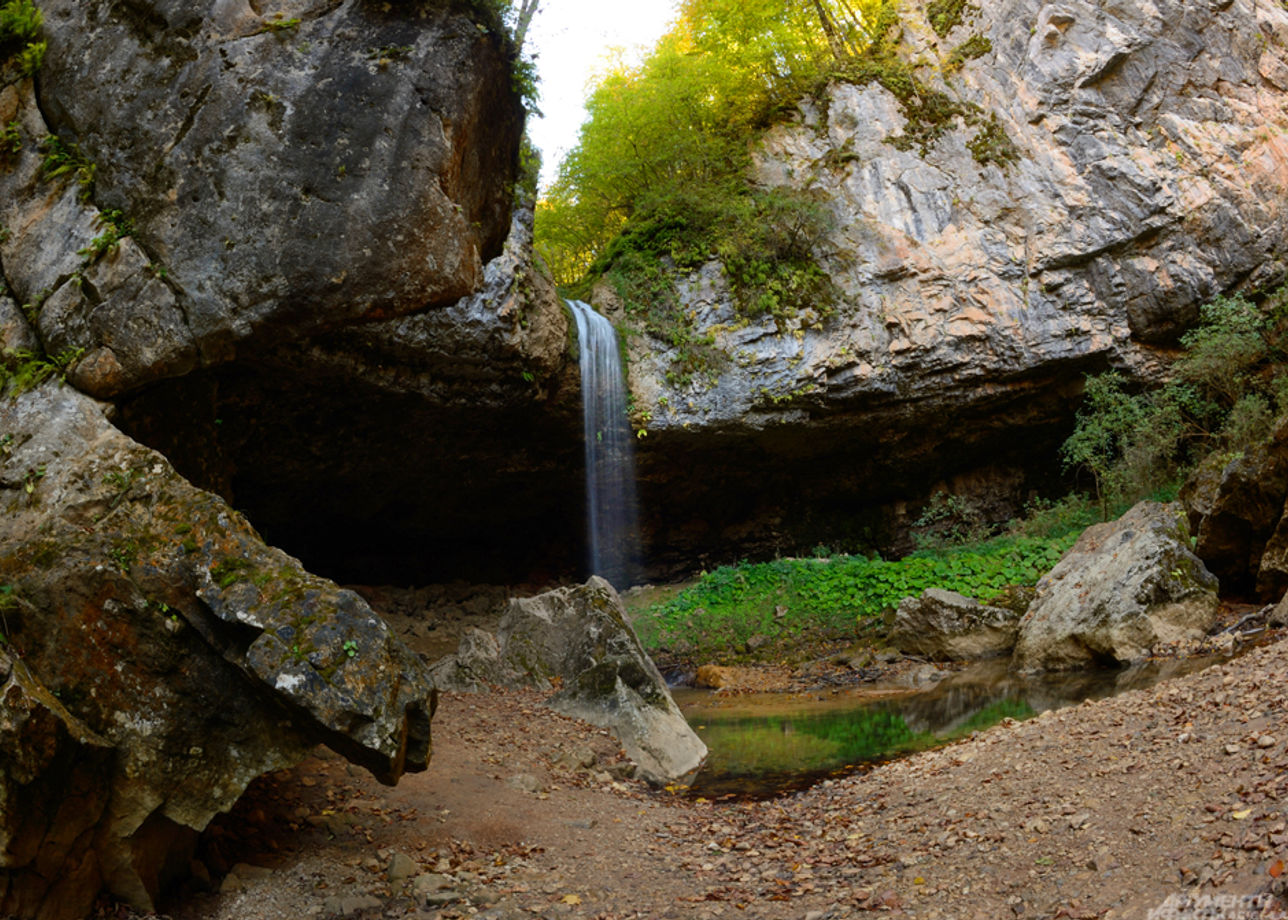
[506,773,543,793]
[412,873,453,895]
[230,862,273,881]
[1225,743,1242,755]
[556,747,597,770]
[424,890,460,907]
[329,895,382,917]
[607,761,637,780]
[219,872,245,894]
[387,852,417,882]
[1257,735,1277,748]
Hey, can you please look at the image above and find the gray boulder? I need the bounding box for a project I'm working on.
[0,382,434,917]
[890,588,1021,661]
[4,0,523,397]
[427,627,507,694]
[434,578,707,785]
[1012,502,1219,671]
[1271,593,1288,628]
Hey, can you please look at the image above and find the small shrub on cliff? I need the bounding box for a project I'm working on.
[39,134,95,201]
[0,0,43,76]
[1063,291,1288,517]
[0,347,82,397]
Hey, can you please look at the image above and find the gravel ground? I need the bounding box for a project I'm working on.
[150,629,1288,920]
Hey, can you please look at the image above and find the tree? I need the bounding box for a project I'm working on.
[509,0,539,51]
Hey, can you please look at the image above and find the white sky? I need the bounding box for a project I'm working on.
[524,0,679,191]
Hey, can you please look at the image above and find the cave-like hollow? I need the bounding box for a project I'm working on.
[113,345,1099,591]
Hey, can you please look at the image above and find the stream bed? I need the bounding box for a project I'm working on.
[674,655,1226,798]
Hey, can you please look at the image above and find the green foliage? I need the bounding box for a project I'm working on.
[39,134,95,201]
[210,557,255,589]
[966,112,1019,167]
[263,15,301,32]
[14,36,40,73]
[945,34,991,72]
[634,531,1076,659]
[925,0,974,37]
[1063,291,1288,517]
[0,118,19,160]
[77,208,133,262]
[0,0,41,74]
[0,347,82,396]
[911,489,990,550]
[1009,493,1100,541]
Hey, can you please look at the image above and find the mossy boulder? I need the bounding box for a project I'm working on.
[1012,502,1219,671]
[432,578,707,785]
[0,382,434,917]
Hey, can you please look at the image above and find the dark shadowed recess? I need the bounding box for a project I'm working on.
[114,357,587,586]
[115,351,1098,588]
[634,355,1104,580]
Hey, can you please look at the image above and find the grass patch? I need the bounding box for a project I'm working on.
[634,529,1080,661]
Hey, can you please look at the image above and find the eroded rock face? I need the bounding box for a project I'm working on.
[1182,417,1288,598]
[0,382,434,916]
[4,0,523,397]
[1012,502,1219,671]
[626,0,1288,568]
[431,578,707,784]
[890,588,1020,661]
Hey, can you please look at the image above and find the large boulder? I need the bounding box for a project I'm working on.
[432,578,707,785]
[890,588,1021,661]
[0,382,434,917]
[1012,502,1219,671]
[2,0,524,398]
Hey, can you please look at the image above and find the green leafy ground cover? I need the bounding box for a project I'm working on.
[633,531,1078,660]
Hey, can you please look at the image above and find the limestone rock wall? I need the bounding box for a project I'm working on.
[624,0,1288,567]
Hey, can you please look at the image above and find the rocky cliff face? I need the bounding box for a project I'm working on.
[623,0,1288,570]
[0,2,541,914]
[6,0,522,398]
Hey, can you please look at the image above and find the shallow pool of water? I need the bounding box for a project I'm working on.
[674,655,1224,798]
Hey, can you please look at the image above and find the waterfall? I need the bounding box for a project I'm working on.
[567,299,640,588]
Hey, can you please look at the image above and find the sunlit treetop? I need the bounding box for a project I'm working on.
[535,0,894,287]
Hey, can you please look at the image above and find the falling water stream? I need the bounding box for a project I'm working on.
[567,299,640,588]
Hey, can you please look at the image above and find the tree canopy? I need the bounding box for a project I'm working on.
[535,0,893,307]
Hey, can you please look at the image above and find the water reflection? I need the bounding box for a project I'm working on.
[675,655,1222,798]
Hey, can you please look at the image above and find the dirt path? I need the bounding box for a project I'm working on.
[161,631,1288,920]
